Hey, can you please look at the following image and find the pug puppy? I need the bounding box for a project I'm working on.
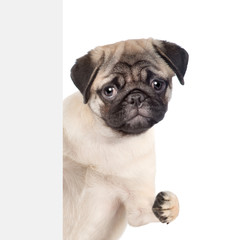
[63,38,188,240]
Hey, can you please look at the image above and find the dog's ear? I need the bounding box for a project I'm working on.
[70,51,103,103]
[153,40,189,85]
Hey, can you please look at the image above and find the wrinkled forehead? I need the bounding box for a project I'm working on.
[91,39,174,90]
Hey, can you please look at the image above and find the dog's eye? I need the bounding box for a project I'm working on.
[102,86,118,98]
[151,79,166,92]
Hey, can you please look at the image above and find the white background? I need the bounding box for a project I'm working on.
[63,0,234,239]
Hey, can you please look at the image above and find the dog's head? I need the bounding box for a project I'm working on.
[71,38,188,134]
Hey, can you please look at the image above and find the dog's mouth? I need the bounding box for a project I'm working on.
[115,110,157,135]
[126,108,151,121]
[125,110,152,126]
[127,115,147,125]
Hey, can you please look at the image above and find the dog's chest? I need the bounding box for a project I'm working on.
[64,129,156,179]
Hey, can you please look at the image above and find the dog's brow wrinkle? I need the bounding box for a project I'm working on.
[132,60,151,67]
[112,60,154,82]
[113,62,131,72]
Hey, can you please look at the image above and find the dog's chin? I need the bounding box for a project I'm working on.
[112,115,160,135]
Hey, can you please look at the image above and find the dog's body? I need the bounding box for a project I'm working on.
[63,39,188,240]
[64,92,157,240]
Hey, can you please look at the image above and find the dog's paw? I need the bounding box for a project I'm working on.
[152,191,179,224]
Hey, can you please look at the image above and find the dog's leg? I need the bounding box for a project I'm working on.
[124,189,159,227]
[65,166,128,240]
[73,187,126,240]
[124,190,179,226]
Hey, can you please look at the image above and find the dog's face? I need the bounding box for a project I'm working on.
[71,38,188,134]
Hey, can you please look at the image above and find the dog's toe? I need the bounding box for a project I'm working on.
[152,191,179,224]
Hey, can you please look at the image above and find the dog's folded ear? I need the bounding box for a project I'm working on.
[70,51,103,104]
[153,40,189,85]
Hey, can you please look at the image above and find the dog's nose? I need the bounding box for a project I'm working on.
[127,91,145,107]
